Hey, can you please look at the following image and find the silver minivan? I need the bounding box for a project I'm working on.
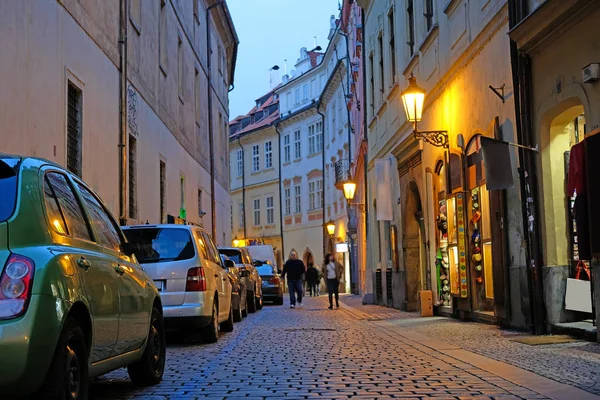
[123,224,233,343]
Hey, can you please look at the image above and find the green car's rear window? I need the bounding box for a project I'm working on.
[0,157,20,222]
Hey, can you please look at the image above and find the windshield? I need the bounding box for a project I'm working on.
[0,157,20,222]
[257,265,275,275]
[123,227,195,263]
[218,249,243,264]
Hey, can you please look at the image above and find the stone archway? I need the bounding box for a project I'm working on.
[403,180,425,311]
[302,248,314,267]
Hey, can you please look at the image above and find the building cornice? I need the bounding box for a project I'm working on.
[509,0,598,54]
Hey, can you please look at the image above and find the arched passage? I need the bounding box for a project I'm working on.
[403,180,426,311]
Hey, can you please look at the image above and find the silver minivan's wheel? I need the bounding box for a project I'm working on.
[128,307,166,386]
[221,303,234,332]
[233,295,243,322]
[202,301,219,343]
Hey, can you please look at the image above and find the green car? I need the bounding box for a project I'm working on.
[0,155,166,399]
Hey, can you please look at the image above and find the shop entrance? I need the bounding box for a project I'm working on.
[541,103,591,321]
[403,180,427,311]
[464,134,508,317]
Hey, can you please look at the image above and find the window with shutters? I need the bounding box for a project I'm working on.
[67,83,82,177]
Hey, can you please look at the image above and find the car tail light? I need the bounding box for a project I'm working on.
[269,276,280,285]
[186,267,206,292]
[0,254,35,320]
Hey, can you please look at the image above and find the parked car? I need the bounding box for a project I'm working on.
[245,244,278,270]
[220,254,248,321]
[218,247,263,312]
[0,155,166,399]
[255,260,284,305]
[122,224,233,343]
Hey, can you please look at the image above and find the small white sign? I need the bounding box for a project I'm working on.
[336,243,349,253]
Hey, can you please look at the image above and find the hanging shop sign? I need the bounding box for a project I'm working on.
[335,243,349,253]
[456,193,468,298]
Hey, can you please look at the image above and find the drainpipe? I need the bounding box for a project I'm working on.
[118,0,128,226]
[361,8,370,297]
[206,2,222,239]
[317,106,327,257]
[275,123,285,262]
[237,137,247,240]
[508,0,546,334]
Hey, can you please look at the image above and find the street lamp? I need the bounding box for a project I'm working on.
[342,181,357,201]
[326,220,336,237]
[401,74,449,149]
[233,237,240,247]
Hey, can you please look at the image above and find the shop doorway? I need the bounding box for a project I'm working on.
[465,134,508,317]
[402,180,426,311]
[541,103,591,322]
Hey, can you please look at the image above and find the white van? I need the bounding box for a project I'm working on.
[246,245,278,270]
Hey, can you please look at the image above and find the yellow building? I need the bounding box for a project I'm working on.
[229,89,283,267]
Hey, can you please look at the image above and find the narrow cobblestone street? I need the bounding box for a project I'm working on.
[90,296,599,400]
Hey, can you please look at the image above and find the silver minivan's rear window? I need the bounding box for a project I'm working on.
[0,157,20,222]
[124,227,194,263]
[218,249,243,264]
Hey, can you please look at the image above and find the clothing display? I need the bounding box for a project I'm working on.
[435,200,451,307]
[567,141,591,261]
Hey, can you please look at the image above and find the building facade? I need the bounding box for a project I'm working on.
[275,46,327,270]
[0,0,237,245]
[509,0,600,339]
[359,0,529,328]
[229,89,283,266]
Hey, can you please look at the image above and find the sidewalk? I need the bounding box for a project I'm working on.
[339,294,600,396]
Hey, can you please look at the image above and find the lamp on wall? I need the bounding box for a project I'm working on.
[401,74,449,149]
[341,180,366,212]
[232,237,240,247]
[325,220,336,237]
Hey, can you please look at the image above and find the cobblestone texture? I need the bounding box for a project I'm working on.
[88,295,589,399]
[341,295,600,396]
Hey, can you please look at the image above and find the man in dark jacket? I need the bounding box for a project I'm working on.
[282,251,306,308]
[305,263,319,297]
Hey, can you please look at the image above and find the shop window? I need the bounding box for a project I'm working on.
[434,161,451,306]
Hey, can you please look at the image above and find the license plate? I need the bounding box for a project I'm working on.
[153,280,164,291]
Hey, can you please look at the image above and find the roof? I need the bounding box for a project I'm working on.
[229,86,280,139]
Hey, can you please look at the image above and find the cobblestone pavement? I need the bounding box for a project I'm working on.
[340,295,600,396]
[89,296,596,399]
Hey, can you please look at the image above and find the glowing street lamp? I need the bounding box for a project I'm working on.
[342,181,357,201]
[232,237,240,247]
[325,220,336,237]
[400,73,448,149]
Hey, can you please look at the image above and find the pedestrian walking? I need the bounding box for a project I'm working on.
[306,262,319,296]
[322,253,343,309]
[282,250,306,308]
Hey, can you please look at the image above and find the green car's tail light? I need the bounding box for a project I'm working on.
[0,254,35,320]
[186,267,206,292]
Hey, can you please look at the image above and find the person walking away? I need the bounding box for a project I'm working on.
[282,251,306,308]
[306,263,319,296]
[322,253,343,309]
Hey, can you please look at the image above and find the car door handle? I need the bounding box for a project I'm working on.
[115,265,125,276]
[76,257,91,271]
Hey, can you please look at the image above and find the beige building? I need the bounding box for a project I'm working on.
[0,0,237,245]
[510,0,600,338]
[359,0,528,327]
[229,89,283,266]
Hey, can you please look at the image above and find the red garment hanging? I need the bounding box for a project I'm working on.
[567,141,586,196]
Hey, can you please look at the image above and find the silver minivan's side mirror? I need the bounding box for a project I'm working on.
[224,259,235,270]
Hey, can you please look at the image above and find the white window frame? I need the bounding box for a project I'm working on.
[284,188,291,215]
[252,144,260,172]
[294,129,301,159]
[294,88,300,105]
[253,199,261,226]
[264,141,272,169]
[308,122,323,154]
[294,184,301,213]
[236,149,243,177]
[266,196,274,225]
[283,134,291,163]
[302,84,309,101]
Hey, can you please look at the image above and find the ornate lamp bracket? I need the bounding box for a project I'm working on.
[413,129,449,149]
